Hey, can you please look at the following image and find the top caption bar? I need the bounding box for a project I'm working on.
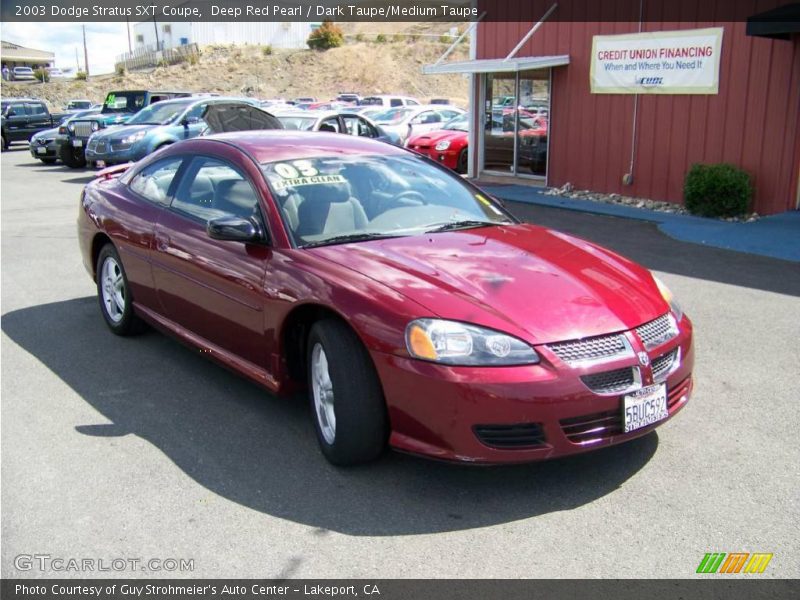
[2,0,791,22]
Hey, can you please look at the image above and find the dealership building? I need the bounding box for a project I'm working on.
[425,3,799,215]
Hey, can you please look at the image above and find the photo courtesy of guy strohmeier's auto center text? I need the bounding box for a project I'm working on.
[1,0,798,598]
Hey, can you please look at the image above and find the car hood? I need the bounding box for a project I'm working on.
[311,224,667,344]
[32,127,59,140]
[408,129,467,145]
[91,124,155,140]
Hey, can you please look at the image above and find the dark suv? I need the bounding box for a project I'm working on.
[60,90,191,168]
[1,98,64,150]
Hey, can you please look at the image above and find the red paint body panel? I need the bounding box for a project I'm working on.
[476,14,800,215]
[407,129,468,170]
[78,132,695,463]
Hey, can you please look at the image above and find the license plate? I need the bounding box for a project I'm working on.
[36,147,46,154]
[623,383,668,433]
[73,139,82,148]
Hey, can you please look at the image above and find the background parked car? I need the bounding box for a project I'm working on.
[29,107,101,164]
[406,113,470,173]
[63,99,94,112]
[60,90,192,168]
[373,105,465,144]
[277,110,400,145]
[11,67,36,81]
[46,67,66,79]
[360,95,421,108]
[1,98,65,150]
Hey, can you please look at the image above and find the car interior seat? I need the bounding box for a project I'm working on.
[295,182,367,238]
[318,123,337,133]
[213,179,258,219]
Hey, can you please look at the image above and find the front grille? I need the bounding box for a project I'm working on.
[580,367,637,394]
[560,409,622,444]
[652,348,679,382]
[636,313,677,350]
[474,423,547,449]
[72,121,94,138]
[90,141,108,153]
[36,138,52,146]
[547,333,629,365]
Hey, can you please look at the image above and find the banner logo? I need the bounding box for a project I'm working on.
[696,553,773,574]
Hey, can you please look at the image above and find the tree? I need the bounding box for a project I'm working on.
[307,20,344,50]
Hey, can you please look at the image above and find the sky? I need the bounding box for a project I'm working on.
[2,22,130,75]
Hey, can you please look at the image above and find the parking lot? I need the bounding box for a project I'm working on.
[2,145,798,578]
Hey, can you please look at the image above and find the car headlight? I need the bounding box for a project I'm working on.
[67,123,75,132]
[435,140,451,151]
[91,121,99,131]
[653,276,683,321]
[122,130,147,145]
[406,319,539,366]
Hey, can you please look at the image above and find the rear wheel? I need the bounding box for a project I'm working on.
[60,143,86,168]
[1,134,8,151]
[39,157,57,164]
[96,244,145,336]
[307,319,388,465]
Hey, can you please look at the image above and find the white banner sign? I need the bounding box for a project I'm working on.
[590,27,724,94]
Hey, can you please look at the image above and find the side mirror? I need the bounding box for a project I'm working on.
[207,216,265,243]
[6,109,16,117]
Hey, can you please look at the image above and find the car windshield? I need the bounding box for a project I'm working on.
[102,92,147,114]
[15,67,33,73]
[67,101,91,109]
[277,116,318,131]
[126,100,194,125]
[443,115,469,131]
[374,108,413,124]
[262,154,514,248]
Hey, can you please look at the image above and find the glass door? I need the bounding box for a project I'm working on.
[483,73,517,174]
[517,70,550,177]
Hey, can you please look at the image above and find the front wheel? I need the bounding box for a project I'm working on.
[307,319,388,466]
[60,143,86,168]
[457,147,469,174]
[96,244,145,336]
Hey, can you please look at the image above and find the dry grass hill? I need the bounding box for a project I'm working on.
[1,22,471,110]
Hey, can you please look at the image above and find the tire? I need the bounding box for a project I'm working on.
[96,244,146,336]
[307,319,388,465]
[1,134,8,151]
[39,157,57,164]
[457,147,469,174]
[59,142,86,168]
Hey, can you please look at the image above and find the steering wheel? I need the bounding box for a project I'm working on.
[393,190,427,206]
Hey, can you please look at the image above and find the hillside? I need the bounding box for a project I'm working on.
[1,31,470,110]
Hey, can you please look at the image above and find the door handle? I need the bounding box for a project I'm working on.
[155,233,170,251]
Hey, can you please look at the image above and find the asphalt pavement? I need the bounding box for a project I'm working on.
[2,146,799,578]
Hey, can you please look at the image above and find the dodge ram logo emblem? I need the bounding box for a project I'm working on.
[638,352,650,366]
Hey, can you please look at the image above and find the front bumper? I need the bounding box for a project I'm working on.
[407,145,460,170]
[372,317,694,464]
[30,141,58,159]
[85,142,138,164]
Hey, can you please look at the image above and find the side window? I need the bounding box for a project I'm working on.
[128,157,183,205]
[356,117,378,138]
[27,103,46,115]
[10,103,29,116]
[184,103,206,120]
[390,98,403,107]
[439,110,459,121]
[412,111,440,125]
[318,117,341,133]
[172,157,260,223]
[406,99,420,106]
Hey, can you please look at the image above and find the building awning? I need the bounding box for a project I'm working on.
[423,55,570,75]
[746,3,800,40]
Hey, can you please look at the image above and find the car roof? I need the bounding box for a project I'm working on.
[203,130,406,163]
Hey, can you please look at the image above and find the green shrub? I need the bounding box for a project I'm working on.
[262,45,273,56]
[33,68,50,82]
[375,33,387,43]
[75,71,87,80]
[307,20,345,50]
[355,33,364,42]
[115,64,126,76]
[684,163,752,218]
[439,34,452,44]
[188,53,199,66]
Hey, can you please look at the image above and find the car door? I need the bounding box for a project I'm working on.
[408,110,443,137]
[5,102,31,141]
[121,155,187,310]
[151,155,270,368]
[25,102,51,136]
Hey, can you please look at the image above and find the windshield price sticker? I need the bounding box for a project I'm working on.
[272,174,347,191]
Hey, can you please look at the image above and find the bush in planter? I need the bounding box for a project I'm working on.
[684,163,752,218]
[34,68,50,82]
[75,71,87,80]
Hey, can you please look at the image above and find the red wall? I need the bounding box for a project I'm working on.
[477,19,800,215]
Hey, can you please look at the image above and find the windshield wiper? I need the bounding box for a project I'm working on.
[424,220,505,233]
[301,232,401,248]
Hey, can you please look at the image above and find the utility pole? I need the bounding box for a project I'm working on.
[82,24,89,76]
[74,47,79,70]
[152,17,160,50]
[126,17,132,54]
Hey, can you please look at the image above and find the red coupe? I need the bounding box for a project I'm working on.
[78,131,694,465]
[406,114,470,173]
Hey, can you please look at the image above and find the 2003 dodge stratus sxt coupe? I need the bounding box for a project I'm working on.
[78,132,693,465]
